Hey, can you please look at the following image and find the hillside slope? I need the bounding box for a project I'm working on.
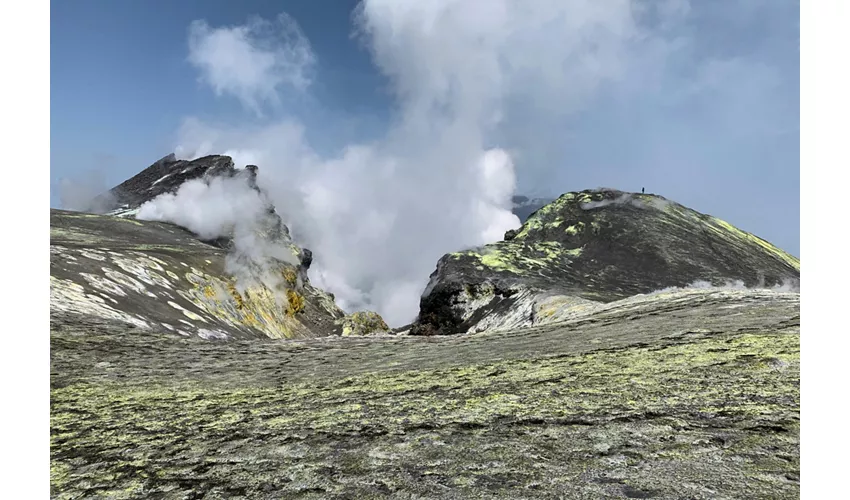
[51,159,800,499]
[51,287,799,499]
[50,209,345,339]
[415,189,799,335]
[51,155,389,339]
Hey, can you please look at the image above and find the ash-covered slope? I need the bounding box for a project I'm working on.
[50,209,347,339]
[415,188,800,335]
[51,154,390,339]
[51,287,800,498]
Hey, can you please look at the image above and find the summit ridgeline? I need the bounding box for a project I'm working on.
[413,188,799,335]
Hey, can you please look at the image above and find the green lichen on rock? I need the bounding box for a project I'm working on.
[336,310,390,337]
[466,241,581,275]
[707,217,801,272]
[564,221,585,235]
[50,289,799,498]
[50,161,800,498]
[416,188,800,335]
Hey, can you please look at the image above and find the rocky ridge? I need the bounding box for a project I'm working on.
[50,156,800,498]
[51,155,387,340]
[101,153,234,217]
[413,188,799,335]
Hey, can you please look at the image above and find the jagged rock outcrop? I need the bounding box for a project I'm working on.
[335,310,391,337]
[414,188,800,335]
[51,154,385,339]
[99,154,235,215]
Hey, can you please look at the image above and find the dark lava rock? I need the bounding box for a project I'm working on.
[100,154,236,212]
[414,188,800,335]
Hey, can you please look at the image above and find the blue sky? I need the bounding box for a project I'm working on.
[51,0,799,258]
[51,0,385,186]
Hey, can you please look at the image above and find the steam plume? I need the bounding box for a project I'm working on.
[157,0,796,325]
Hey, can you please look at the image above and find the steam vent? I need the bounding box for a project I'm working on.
[51,156,800,498]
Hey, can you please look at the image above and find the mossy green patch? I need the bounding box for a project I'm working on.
[479,250,524,273]
[339,311,390,337]
[459,241,580,275]
[51,330,799,497]
[708,217,800,271]
[513,218,544,240]
[565,221,585,235]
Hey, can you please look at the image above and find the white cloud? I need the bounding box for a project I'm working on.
[187,13,316,114]
[171,0,797,325]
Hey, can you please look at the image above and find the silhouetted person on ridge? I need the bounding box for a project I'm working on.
[641,187,645,194]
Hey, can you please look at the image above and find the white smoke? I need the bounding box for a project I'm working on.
[167,0,790,326]
[137,176,266,240]
[57,169,116,214]
[136,175,301,295]
[650,278,800,295]
[187,13,316,115]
